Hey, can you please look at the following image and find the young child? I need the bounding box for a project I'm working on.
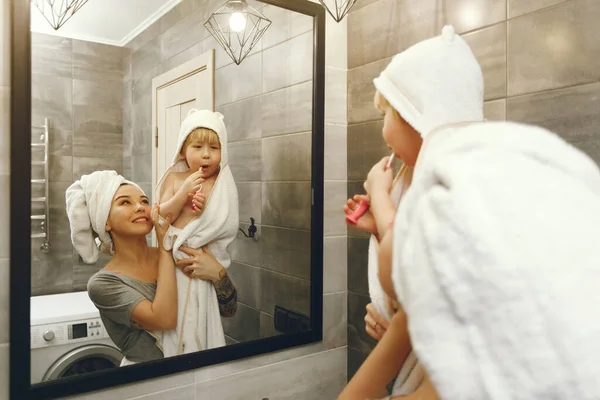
[340,24,485,400]
[154,109,239,356]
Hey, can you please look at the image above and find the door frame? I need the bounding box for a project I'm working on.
[151,50,215,203]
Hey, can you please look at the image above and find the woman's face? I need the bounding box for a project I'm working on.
[105,184,152,237]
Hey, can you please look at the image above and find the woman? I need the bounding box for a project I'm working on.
[66,170,237,364]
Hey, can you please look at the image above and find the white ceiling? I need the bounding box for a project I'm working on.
[30,0,183,47]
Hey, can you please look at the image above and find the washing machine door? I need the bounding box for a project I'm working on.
[42,344,124,382]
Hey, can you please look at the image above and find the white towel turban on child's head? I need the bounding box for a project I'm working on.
[65,170,144,264]
[373,25,484,138]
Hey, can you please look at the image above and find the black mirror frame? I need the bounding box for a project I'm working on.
[9,0,325,398]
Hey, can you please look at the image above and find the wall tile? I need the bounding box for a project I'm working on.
[230,223,262,267]
[445,0,506,33]
[215,53,262,106]
[260,311,280,338]
[260,269,310,316]
[324,236,347,294]
[128,384,195,400]
[347,236,369,295]
[325,67,347,125]
[217,96,262,142]
[324,181,348,236]
[325,124,347,181]
[571,138,600,167]
[132,35,162,83]
[222,303,261,343]
[262,132,312,181]
[262,181,312,230]
[324,292,348,349]
[195,347,346,399]
[347,0,442,69]
[462,22,507,100]
[73,157,124,179]
[31,34,72,79]
[325,15,347,70]
[236,182,261,224]
[227,262,262,309]
[125,19,162,53]
[0,87,8,173]
[229,139,262,182]
[347,57,390,124]
[508,0,600,96]
[484,98,507,121]
[47,155,73,182]
[132,65,158,101]
[348,346,369,380]
[347,120,387,180]
[261,226,311,280]
[160,42,205,74]
[0,259,8,343]
[160,9,207,61]
[261,81,313,137]
[0,0,8,86]
[0,344,8,400]
[73,132,123,158]
[32,74,73,131]
[508,0,567,18]
[348,292,377,354]
[73,79,123,108]
[506,82,600,143]
[262,31,313,93]
[73,105,123,134]
[72,40,123,83]
[160,0,199,33]
[262,4,313,49]
[31,253,73,295]
[0,175,7,259]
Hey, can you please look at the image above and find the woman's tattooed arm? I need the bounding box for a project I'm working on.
[214,268,238,317]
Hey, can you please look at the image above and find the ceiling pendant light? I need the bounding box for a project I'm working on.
[318,0,357,22]
[31,0,89,30]
[204,0,272,66]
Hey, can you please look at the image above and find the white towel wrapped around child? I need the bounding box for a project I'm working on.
[393,122,600,400]
[154,109,239,356]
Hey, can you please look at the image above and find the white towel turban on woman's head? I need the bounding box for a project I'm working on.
[65,170,144,264]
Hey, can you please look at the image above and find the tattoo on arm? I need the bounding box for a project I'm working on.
[131,320,146,330]
[214,269,238,317]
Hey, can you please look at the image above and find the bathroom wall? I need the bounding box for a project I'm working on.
[122,0,348,344]
[346,0,600,380]
[0,0,349,399]
[30,33,124,296]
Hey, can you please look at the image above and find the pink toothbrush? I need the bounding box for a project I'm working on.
[346,153,395,225]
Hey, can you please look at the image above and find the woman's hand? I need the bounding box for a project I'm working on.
[151,204,172,246]
[364,156,394,198]
[364,303,390,341]
[176,245,224,282]
[189,192,206,215]
[179,170,204,195]
[344,194,378,235]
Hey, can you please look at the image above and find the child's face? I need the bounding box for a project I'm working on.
[381,107,422,166]
[378,228,397,301]
[183,140,221,178]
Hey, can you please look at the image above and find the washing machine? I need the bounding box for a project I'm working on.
[31,291,124,384]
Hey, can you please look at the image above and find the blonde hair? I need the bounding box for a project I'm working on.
[180,128,221,155]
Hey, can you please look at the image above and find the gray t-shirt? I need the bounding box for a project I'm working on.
[87,271,164,363]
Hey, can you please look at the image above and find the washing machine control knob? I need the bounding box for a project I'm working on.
[43,330,55,342]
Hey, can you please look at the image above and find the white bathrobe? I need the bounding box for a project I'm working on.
[154,109,239,356]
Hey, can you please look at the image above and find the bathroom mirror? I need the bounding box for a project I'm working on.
[10,0,325,398]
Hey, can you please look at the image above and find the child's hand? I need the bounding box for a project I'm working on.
[151,204,172,246]
[364,156,394,198]
[344,194,377,234]
[190,192,206,215]
[180,171,205,195]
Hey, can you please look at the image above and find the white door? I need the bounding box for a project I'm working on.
[151,50,215,203]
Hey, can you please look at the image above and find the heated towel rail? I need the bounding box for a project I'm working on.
[31,118,50,253]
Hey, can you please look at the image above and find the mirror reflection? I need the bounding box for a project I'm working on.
[30,0,314,384]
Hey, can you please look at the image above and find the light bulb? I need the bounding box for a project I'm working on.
[229,12,246,32]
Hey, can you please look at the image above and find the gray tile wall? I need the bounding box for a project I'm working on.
[30,32,124,296]
[346,0,600,380]
[2,0,349,399]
